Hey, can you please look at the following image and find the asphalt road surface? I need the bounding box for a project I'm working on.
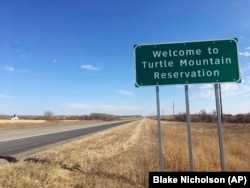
[0,120,133,156]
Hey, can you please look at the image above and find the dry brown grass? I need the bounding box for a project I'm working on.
[148,120,250,172]
[0,119,103,130]
[0,120,46,124]
[0,118,249,187]
[0,119,159,187]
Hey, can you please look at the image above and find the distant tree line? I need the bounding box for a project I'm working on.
[171,109,250,123]
[0,111,142,121]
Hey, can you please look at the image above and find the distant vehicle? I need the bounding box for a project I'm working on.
[10,114,19,120]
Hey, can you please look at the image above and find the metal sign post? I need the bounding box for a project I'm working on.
[156,86,164,171]
[134,38,240,172]
[184,85,194,171]
[214,83,225,171]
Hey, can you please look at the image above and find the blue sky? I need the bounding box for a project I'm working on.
[0,0,250,116]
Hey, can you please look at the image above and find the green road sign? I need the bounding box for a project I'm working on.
[134,39,240,87]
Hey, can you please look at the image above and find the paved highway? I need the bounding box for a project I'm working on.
[0,120,133,156]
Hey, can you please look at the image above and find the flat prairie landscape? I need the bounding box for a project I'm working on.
[0,120,45,123]
[0,119,103,130]
[0,118,249,187]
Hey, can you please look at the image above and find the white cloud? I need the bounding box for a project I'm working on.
[221,83,241,97]
[194,84,214,98]
[67,103,113,111]
[239,51,250,57]
[67,103,143,115]
[117,89,133,96]
[21,54,27,58]
[68,103,92,110]
[193,79,250,100]
[3,66,15,72]
[2,66,27,73]
[80,64,100,71]
[239,47,250,57]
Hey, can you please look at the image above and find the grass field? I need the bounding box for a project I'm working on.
[0,118,249,187]
[0,119,103,130]
[0,120,46,123]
